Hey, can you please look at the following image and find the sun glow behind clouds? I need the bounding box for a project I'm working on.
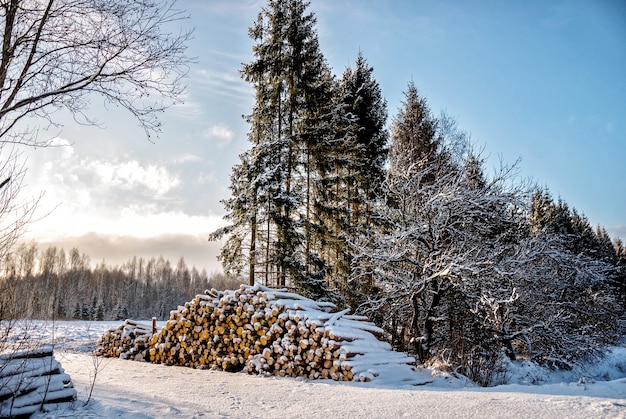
[22,137,226,244]
[20,137,227,271]
[23,206,227,271]
[26,206,225,240]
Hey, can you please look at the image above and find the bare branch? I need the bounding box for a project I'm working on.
[0,0,193,145]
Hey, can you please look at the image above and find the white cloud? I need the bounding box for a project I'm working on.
[194,69,252,103]
[21,139,199,243]
[47,137,75,159]
[48,137,71,147]
[85,159,180,195]
[170,98,205,118]
[203,123,234,148]
[172,154,202,164]
[25,141,180,203]
[198,172,218,185]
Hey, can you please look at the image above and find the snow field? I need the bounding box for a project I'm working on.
[57,352,626,419]
[2,320,624,418]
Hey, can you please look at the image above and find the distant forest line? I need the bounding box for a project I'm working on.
[0,243,240,321]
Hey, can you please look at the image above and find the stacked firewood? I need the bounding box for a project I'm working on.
[0,345,76,417]
[146,287,290,372]
[98,285,416,382]
[96,319,152,361]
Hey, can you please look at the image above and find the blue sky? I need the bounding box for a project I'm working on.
[22,0,626,272]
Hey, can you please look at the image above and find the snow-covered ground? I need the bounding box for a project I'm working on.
[7,321,626,418]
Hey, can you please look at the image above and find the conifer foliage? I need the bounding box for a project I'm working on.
[317,53,388,306]
[210,0,624,383]
[212,1,387,302]
[212,0,333,297]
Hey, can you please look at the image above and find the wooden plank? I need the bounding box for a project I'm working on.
[0,357,61,380]
[0,345,53,362]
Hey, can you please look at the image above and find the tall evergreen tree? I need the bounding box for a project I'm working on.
[389,81,441,179]
[213,0,333,298]
[315,53,388,305]
[337,53,388,205]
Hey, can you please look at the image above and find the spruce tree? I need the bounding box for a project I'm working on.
[389,81,441,179]
[316,53,388,305]
[338,53,388,204]
[215,0,333,298]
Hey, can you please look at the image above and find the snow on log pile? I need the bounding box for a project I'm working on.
[97,284,418,384]
[0,345,77,418]
[96,319,152,361]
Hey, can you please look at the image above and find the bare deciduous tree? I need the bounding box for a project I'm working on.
[0,0,193,316]
[0,144,38,273]
[0,8,193,413]
[357,137,622,385]
[0,0,192,145]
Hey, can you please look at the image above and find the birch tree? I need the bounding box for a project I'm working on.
[0,0,192,320]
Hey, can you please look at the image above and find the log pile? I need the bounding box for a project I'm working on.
[146,287,290,373]
[96,319,152,361]
[97,285,416,383]
[0,345,77,418]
